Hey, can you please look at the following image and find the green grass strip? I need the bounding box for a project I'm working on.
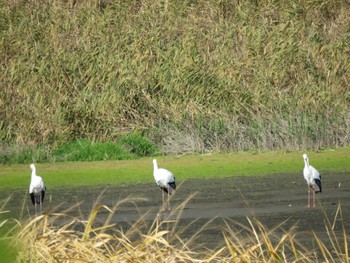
[0,148,349,191]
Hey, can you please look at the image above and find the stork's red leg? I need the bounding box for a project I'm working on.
[168,191,171,210]
[313,190,316,208]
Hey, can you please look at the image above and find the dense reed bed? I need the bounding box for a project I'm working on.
[0,196,349,262]
[1,0,350,155]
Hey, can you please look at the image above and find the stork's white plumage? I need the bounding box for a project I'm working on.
[302,154,322,208]
[29,163,46,213]
[153,159,176,210]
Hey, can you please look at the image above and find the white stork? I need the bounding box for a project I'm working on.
[29,163,46,214]
[302,154,322,208]
[153,159,176,210]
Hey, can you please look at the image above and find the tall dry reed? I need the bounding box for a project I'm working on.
[1,0,349,153]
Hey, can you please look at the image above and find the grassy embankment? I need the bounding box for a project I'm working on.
[1,0,350,160]
[1,148,349,191]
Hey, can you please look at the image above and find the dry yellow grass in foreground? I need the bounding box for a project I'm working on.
[0,195,349,262]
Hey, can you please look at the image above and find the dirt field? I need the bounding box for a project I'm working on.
[2,171,350,251]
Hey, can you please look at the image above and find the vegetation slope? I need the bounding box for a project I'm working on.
[1,0,349,160]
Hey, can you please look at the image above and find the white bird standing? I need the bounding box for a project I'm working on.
[29,163,46,214]
[153,159,176,210]
[302,154,322,208]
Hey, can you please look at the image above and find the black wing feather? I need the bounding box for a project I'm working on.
[41,190,45,203]
[314,179,322,193]
[169,182,176,190]
[30,193,35,205]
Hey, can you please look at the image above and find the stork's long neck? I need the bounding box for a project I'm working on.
[31,168,36,178]
[304,158,309,169]
[153,162,158,172]
[153,160,158,177]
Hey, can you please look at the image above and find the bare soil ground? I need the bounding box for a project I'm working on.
[2,172,350,250]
